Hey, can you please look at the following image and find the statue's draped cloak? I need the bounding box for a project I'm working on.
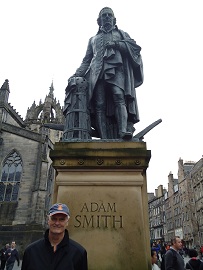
[74,28,144,132]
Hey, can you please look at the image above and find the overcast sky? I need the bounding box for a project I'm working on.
[1,0,203,193]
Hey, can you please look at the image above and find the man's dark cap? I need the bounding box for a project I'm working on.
[48,203,70,216]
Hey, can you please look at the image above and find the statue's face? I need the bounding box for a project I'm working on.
[100,8,114,29]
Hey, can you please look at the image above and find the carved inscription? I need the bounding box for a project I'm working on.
[74,202,123,229]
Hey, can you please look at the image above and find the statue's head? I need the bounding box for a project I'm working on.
[97,7,116,29]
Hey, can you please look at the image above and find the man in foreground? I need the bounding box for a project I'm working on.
[164,236,185,270]
[21,203,88,270]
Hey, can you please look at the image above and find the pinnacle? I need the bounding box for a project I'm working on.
[1,79,10,91]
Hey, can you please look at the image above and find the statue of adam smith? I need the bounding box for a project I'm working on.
[69,7,143,140]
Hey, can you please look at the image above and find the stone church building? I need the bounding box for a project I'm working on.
[0,79,64,255]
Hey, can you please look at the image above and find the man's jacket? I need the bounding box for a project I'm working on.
[21,229,88,270]
[164,248,185,270]
[5,248,20,266]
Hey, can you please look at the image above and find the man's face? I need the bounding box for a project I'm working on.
[11,242,15,249]
[173,238,182,250]
[151,251,157,265]
[48,213,69,235]
[100,8,114,29]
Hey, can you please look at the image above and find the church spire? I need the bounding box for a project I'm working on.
[48,81,54,98]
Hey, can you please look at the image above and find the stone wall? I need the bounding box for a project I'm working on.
[0,224,44,258]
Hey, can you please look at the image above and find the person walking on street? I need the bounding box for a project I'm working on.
[185,248,203,270]
[0,244,10,270]
[151,249,160,270]
[5,242,19,270]
[160,244,167,259]
[21,203,88,270]
[164,236,185,270]
[200,246,203,258]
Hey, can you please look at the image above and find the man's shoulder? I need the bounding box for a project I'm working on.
[167,248,177,253]
[165,249,177,258]
[24,238,44,251]
[69,238,86,254]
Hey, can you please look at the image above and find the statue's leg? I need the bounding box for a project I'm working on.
[112,86,132,140]
[94,81,107,139]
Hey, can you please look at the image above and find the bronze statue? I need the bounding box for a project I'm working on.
[67,7,143,140]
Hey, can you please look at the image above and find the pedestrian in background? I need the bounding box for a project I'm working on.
[200,245,203,258]
[160,244,167,259]
[0,244,10,270]
[21,203,88,270]
[151,249,160,270]
[152,242,160,261]
[185,248,203,270]
[164,236,185,270]
[5,242,20,270]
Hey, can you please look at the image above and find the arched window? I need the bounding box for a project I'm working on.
[0,151,22,201]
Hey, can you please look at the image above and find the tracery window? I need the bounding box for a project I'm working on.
[0,151,22,201]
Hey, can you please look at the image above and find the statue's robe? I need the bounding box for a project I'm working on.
[74,27,144,138]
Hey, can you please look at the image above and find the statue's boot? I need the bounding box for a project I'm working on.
[122,131,133,140]
[115,104,132,140]
[96,112,108,139]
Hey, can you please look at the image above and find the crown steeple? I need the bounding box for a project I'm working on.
[25,81,64,126]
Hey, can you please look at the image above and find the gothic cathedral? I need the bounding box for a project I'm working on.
[0,79,64,255]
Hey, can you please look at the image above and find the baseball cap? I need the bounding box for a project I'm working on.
[48,203,70,216]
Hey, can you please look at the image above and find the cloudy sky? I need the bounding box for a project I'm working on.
[1,0,203,193]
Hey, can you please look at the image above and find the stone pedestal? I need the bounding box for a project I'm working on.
[50,141,151,270]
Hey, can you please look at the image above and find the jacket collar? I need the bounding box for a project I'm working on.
[44,229,69,249]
